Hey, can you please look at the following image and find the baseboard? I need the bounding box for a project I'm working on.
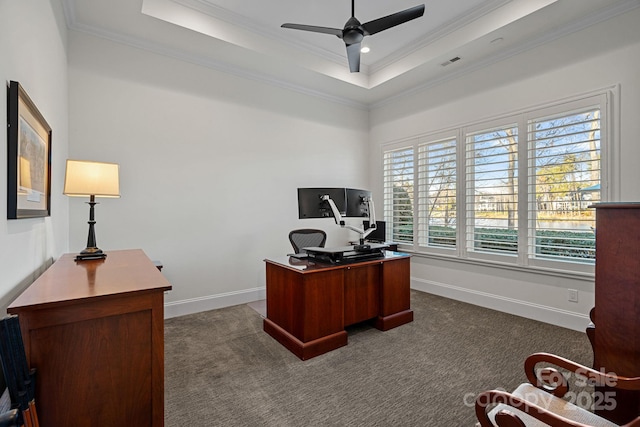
[164,287,266,318]
[411,277,590,332]
[165,280,590,331]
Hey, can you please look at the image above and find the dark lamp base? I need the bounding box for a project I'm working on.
[75,248,107,261]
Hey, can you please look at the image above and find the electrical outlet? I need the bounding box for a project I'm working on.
[568,289,579,302]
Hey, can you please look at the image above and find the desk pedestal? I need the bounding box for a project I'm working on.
[264,253,412,360]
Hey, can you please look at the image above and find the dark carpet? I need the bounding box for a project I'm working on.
[164,290,592,426]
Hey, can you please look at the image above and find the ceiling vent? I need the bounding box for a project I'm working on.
[441,56,461,67]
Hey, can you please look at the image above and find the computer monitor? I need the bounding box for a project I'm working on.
[297,188,347,219]
[345,188,371,217]
[364,220,386,242]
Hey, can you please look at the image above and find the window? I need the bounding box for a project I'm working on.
[527,107,600,263]
[466,125,518,255]
[381,91,610,273]
[383,147,414,243]
[418,138,457,249]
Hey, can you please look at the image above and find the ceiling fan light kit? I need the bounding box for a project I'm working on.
[281,0,425,73]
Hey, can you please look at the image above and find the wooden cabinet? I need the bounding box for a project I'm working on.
[7,249,171,427]
[591,203,640,424]
[263,252,412,360]
[377,256,412,330]
[344,263,381,326]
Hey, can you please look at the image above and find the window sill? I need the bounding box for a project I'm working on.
[397,248,595,282]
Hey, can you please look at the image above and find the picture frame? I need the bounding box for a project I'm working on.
[7,81,52,219]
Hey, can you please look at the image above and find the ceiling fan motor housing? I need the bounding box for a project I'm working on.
[342,17,364,44]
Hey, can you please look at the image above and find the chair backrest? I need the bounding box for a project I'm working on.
[289,229,327,253]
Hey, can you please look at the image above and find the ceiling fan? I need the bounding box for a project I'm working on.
[281,0,425,73]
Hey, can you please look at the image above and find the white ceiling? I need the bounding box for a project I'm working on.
[62,0,640,107]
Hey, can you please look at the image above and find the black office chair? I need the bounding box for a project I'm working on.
[289,229,327,254]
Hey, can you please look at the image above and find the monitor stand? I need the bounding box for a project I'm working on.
[304,243,389,264]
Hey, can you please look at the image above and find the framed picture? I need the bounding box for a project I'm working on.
[7,81,52,219]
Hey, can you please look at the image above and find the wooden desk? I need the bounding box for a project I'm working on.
[7,249,172,427]
[263,252,412,360]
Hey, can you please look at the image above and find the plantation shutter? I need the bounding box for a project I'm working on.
[418,138,457,249]
[383,147,415,244]
[527,107,600,262]
[466,124,518,255]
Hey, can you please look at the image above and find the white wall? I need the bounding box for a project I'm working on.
[46,3,640,329]
[369,8,640,331]
[0,0,69,311]
[68,33,370,316]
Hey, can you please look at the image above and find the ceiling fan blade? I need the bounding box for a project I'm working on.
[361,4,425,36]
[281,23,343,37]
[345,43,361,73]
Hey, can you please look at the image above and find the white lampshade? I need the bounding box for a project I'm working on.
[63,159,120,198]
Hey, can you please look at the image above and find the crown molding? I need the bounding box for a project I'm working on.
[370,0,510,73]
[172,0,354,70]
[371,0,640,109]
[61,0,369,110]
[182,0,511,74]
[61,0,640,110]
[61,0,76,27]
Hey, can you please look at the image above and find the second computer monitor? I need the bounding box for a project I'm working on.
[345,188,371,217]
[364,220,386,242]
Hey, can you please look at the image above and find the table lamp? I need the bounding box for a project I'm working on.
[64,159,120,261]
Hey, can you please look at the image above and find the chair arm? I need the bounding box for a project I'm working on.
[475,389,640,427]
[476,389,591,427]
[525,353,640,397]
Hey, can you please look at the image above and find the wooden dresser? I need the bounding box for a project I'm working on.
[7,249,172,427]
[590,203,640,424]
